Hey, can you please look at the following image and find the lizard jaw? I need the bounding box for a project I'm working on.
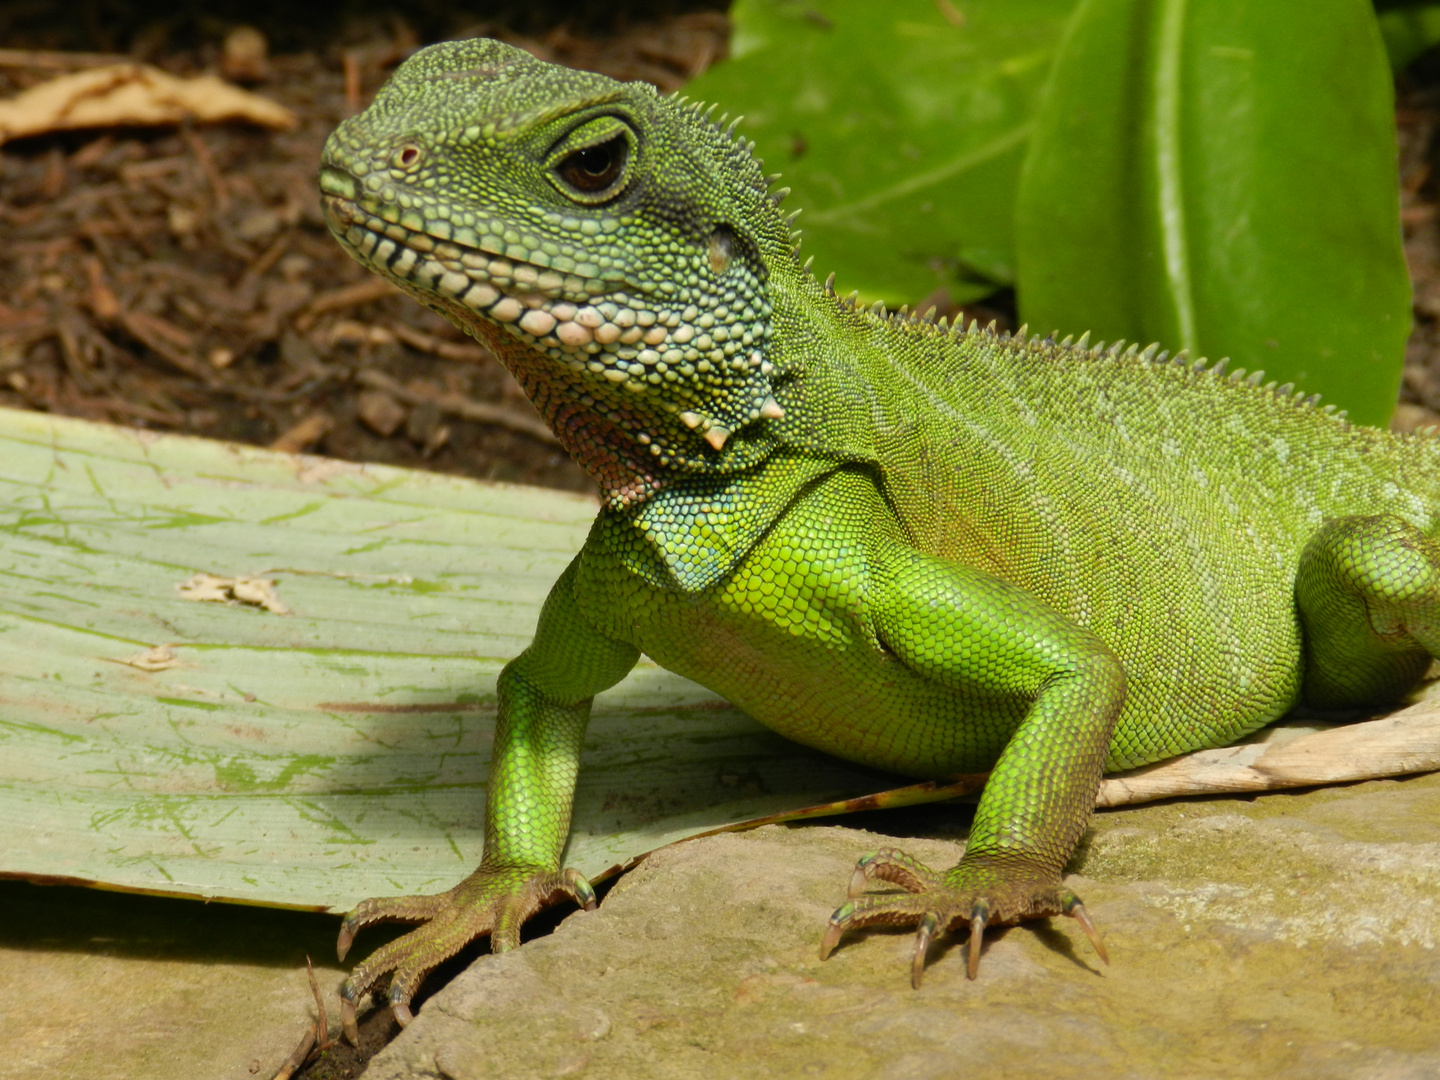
[320,186,783,454]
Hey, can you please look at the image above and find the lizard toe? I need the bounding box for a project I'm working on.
[337,892,450,962]
[848,847,944,897]
[821,889,941,959]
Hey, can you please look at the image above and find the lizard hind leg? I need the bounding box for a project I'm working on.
[1295,514,1440,709]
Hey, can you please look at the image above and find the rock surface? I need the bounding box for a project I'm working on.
[361,772,1440,1080]
[0,882,343,1080]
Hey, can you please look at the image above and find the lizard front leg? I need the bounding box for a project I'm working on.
[337,555,639,1038]
[821,542,1124,985]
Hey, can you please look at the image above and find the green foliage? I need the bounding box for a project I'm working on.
[1377,2,1440,68]
[682,0,1080,305]
[1016,0,1410,427]
[693,0,1410,425]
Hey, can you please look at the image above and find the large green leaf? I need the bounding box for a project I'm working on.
[0,406,903,911]
[682,0,1080,306]
[1015,0,1410,427]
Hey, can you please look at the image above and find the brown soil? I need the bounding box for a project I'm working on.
[0,3,730,500]
[1399,63,1440,430]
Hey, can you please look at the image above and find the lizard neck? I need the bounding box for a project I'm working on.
[408,193,816,510]
[756,257,884,468]
[402,224,885,508]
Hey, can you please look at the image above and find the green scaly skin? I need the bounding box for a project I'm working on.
[318,39,1440,1036]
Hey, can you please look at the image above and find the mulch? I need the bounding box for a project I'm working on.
[0,8,729,497]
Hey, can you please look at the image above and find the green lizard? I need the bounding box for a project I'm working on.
[318,38,1438,1038]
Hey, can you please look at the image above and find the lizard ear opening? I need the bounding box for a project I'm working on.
[708,227,735,276]
[391,144,423,170]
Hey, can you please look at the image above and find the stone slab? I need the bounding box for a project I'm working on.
[0,882,344,1080]
[361,771,1440,1080]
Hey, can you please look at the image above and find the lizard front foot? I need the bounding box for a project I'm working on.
[819,847,1108,986]
[336,863,596,1041]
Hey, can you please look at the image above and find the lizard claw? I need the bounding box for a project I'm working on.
[1062,893,1110,966]
[966,904,988,980]
[911,911,939,988]
[340,992,359,1045]
[819,919,844,962]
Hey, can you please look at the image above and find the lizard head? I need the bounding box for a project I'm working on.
[320,38,794,506]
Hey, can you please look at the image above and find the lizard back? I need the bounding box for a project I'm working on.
[772,303,1440,764]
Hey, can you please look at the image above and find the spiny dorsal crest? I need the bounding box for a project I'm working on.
[811,271,1344,425]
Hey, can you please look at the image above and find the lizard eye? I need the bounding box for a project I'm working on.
[553,134,630,201]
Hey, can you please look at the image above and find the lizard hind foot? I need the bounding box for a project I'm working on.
[819,848,1108,985]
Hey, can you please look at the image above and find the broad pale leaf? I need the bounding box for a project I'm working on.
[7,407,1435,916]
[0,407,900,911]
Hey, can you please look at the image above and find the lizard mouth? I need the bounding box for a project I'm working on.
[318,184,658,365]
